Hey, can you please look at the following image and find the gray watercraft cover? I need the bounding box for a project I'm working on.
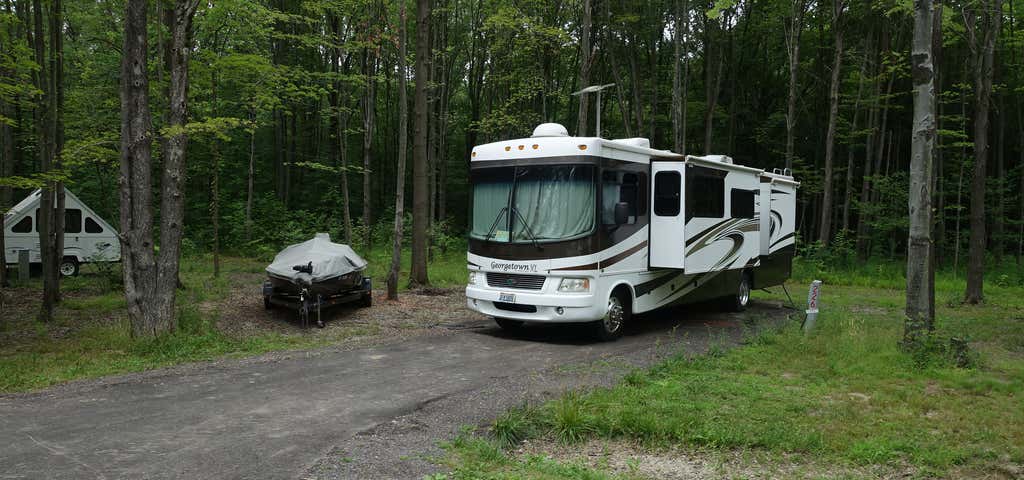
[266,233,368,283]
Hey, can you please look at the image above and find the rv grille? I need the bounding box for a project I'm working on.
[486,272,546,290]
[494,302,537,313]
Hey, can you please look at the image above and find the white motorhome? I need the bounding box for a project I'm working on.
[3,189,120,277]
[465,123,798,340]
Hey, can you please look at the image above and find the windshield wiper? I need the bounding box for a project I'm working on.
[482,206,508,243]
[511,206,543,250]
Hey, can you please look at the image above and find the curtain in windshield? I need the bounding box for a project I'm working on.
[470,170,513,241]
[512,166,595,242]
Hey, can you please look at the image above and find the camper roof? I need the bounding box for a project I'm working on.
[471,123,681,164]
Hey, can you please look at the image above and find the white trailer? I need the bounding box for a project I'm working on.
[465,123,798,340]
[3,189,120,277]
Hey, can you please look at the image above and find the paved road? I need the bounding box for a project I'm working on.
[0,301,790,480]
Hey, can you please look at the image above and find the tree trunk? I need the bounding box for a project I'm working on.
[784,0,808,169]
[576,0,592,136]
[672,0,690,154]
[245,106,255,242]
[410,0,431,287]
[842,42,870,233]
[964,0,1001,304]
[388,0,409,301]
[818,0,844,246]
[119,0,159,337]
[118,0,199,338]
[210,69,220,278]
[362,46,377,247]
[905,0,938,345]
[703,13,725,155]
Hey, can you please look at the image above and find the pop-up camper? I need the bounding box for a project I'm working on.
[3,189,120,276]
[465,123,798,340]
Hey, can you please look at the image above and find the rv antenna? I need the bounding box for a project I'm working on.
[571,83,615,138]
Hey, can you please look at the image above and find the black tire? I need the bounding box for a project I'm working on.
[592,290,629,341]
[495,318,525,331]
[359,291,372,308]
[263,296,272,309]
[59,258,79,277]
[726,271,752,312]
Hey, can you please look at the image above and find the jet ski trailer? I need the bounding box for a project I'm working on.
[262,233,372,328]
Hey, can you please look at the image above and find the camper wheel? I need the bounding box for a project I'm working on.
[59,257,79,277]
[494,318,524,332]
[592,289,630,341]
[726,271,752,312]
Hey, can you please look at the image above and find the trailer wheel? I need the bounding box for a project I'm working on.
[263,296,272,310]
[358,291,372,308]
[592,290,629,341]
[727,271,752,312]
[494,318,524,331]
[59,258,79,277]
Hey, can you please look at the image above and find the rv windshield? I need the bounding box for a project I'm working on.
[471,165,596,243]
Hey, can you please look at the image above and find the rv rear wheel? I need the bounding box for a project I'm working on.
[727,272,752,312]
[59,258,79,277]
[494,318,524,331]
[592,292,629,341]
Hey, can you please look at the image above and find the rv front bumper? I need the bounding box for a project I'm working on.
[465,285,605,323]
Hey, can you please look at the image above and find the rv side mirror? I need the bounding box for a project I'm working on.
[614,202,630,225]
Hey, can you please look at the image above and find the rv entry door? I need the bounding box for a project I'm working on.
[649,162,685,269]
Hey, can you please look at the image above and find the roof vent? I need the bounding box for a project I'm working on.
[531,123,569,138]
[611,138,651,149]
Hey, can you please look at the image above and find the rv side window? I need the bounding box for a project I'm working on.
[685,167,725,220]
[653,171,681,216]
[602,171,642,225]
[731,189,755,218]
[11,216,32,233]
[65,209,82,233]
[85,217,104,233]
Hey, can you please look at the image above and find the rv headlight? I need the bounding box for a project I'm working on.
[468,270,483,285]
[558,277,590,293]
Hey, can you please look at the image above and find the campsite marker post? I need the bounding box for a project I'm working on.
[803,280,822,333]
[18,250,29,282]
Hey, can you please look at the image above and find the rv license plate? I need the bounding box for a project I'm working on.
[498,293,516,303]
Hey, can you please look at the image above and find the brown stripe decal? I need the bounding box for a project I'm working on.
[600,240,648,268]
[552,240,648,271]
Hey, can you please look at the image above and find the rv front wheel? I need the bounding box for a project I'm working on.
[59,258,79,277]
[495,318,525,331]
[592,292,629,341]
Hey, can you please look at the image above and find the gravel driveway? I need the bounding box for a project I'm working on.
[0,294,791,480]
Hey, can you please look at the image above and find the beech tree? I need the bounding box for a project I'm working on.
[905,0,938,345]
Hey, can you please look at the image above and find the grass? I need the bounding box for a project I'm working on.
[438,262,1024,478]
[0,246,468,393]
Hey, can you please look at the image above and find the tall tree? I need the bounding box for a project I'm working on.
[964,0,1002,304]
[410,0,431,287]
[906,0,938,345]
[119,0,199,337]
[388,0,408,300]
[361,28,378,247]
[784,0,809,169]
[576,0,593,136]
[672,0,690,154]
[818,0,845,246]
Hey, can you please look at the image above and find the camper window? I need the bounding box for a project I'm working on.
[65,209,82,233]
[11,216,31,233]
[731,189,755,218]
[685,166,725,220]
[602,171,642,224]
[653,171,681,216]
[85,217,104,233]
